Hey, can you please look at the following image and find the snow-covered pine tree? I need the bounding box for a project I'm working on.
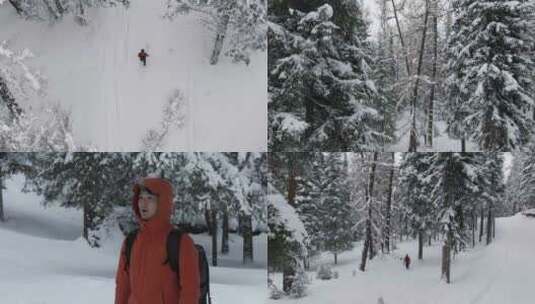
[0,42,79,151]
[399,152,436,259]
[268,184,308,296]
[297,153,353,265]
[165,0,267,65]
[269,2,388,151]
[420,153,484,283]
[445,0,535,151]
[6,0,129,25]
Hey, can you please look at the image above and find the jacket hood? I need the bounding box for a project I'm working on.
[132,177,174,228]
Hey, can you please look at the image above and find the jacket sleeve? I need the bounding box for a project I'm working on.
[179,234,201,304]
[115,240,131,304]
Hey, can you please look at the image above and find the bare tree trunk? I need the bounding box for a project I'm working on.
[83,201,89,241]
[240,214,254,264]
[205,207,213,236]
[0,173,5,222]
[493,214,496,239]
[360,153,378,271]
[221,206,229,254]
[472,211,476,248]
[409,0,431,152]
[390,0,411,76]
[418,230,424,260]
[385,153,395,253]
[479,207,485,243]
[486,207,492,245]
[211,208,218,266]
[441,229,452,283]
[461,138,466,152]
[210,14,229,65]
[427,0,438,147]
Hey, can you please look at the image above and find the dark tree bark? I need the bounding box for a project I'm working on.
[418,230,424,260]
[240,214,254,264]
[472,211,476,248]
[441,229,452,283]
[221,206,229,254]
[211,208,218,266]
[0,75,23,119]
[486,207,493,245]
[385,153,395,253]
[205,207,213,236]
[360,153,378,272]
[409,0,430,152]
[426,0,438,147]
[479,207,485,243]
[0,172,4,222]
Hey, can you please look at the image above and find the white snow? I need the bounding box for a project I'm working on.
[387,110,480,152]
[269,214,535,304]
[0,176,268,303]
[0,0,267,151]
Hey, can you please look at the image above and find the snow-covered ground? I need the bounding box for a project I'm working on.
[387,111,479,152]
[0,176,268,303]
[0,0,267,151]
[270,214,535,304]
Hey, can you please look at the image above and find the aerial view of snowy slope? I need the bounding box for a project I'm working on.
[0,152,268,303]
[0,0,267,151]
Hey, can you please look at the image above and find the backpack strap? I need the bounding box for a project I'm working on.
[165,229,183,281]
[123,229,139,271]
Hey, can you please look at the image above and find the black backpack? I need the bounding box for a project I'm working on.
[123,229,211,304]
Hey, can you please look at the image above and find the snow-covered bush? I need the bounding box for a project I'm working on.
[140,89,186,151]
[268,278,284,300]
[316,263,334,280]
[289,266,308,298]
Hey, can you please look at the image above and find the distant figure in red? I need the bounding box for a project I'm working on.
[138,49,149,66]
[404,254,411,270]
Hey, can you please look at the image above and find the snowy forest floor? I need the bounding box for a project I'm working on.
[270,214,535,304]
[0,0,267,151]
[0,177,268,303]
[387,111,479,152]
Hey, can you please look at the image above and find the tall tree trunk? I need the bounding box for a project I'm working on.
[461,138,466,152]
[221,206,229,254]
[390,0,411,76]
[241,214,254,264]
[205,207,213,236]
[418,230,424,260]
[486,207,492,245]
[472,211,476,248]
[441,228,452,283]
[0,173,4,222]
[211,208,218,266]
[409,0,431,152]
[334,252,338,265]
[210,14,230,65]
[492,214,496,239]
[479,207,485,242]
[283,158,298,290]
[360,153,378,271]
[385,153,394,253]
[83,201,89,241]
[427,0,438,147]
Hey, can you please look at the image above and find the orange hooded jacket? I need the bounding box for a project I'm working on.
[115,178,200,304]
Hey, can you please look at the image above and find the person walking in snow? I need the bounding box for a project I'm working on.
[138,49,149,66]
[115,177,201,304]
[404,254,411,270]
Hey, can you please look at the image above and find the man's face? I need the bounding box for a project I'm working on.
[138,191,158,220]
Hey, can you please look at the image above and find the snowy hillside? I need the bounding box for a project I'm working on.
[0,0,267,151]
[0,176,268,303]
[269,214,535,304]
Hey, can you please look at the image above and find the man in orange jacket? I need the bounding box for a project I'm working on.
[115,177,200,304]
